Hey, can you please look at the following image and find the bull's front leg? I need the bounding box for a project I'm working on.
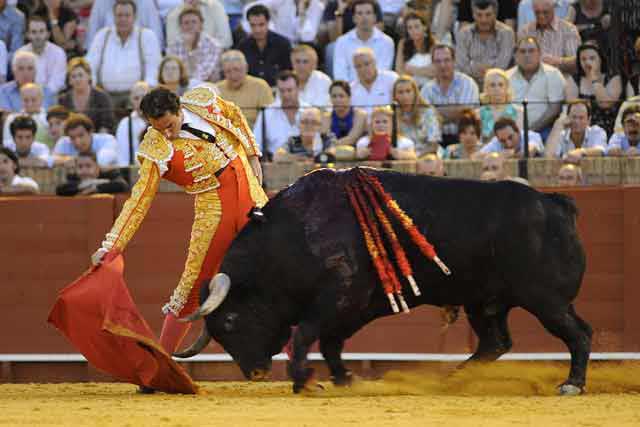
[288,322,320,393]
[319,336,352,386]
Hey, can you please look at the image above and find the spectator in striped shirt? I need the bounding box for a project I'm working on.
[420,44,479,147]
[166,6,223,83]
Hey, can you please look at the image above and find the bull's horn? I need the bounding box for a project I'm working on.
[179,273,232,323]
[173,328,211,358]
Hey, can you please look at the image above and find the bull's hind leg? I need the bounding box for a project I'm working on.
[288,322,321,393]
[464,305,513,363]
[526,303,592,395]
[319,336,352,386]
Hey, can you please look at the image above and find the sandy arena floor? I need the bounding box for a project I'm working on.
[1,362,639,426]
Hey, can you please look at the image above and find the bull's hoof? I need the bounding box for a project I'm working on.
[292,368,322,394]
[332,371,354,387]
[558,383,583,396]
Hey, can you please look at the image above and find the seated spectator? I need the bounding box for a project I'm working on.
[443,108,483,159]
[0,0,24,57]
[86,0,163,49]
[480,151,506,181]
[166,0,232,49]
[518,0,581,75]
[241,0,326,45]
[4,115,51,168]
[86,0,161,115]
[253,70,309,157]
[430,0,456,44]
[18,16,66,95]
[567,0,611,50]
[394,12,436,89]
[23,0,80,57]
[507,36,565,139]
[455,0,515,87]
[607,105,640,157]
[322,0,384,76]
[0,147,39,195]
[215,50,274,128]
[517,0,572,31]
[457,0,517,31]
[53,113,118,167]
[333,0,394,82]
[43,104,70,148]
[356,105,416,160]
[417,153,445,176]
[321,80,367,146]
[158,56,191,96]
[566,43,622,136]
[291,44,331,110]
[236,4,292,87]
[546,99,607,162]
[0,40,6,84]
[393,75,442,157]
[557,163,584,186]
[115,81,150,166]
[3,83,49,146]
[0,50,54,112]
[273,108,335,162]
[56,151,129,196]
[421,44,480,147]
[614,97,640,134]
[480,117,545,158]
[166,6,223,84]
[478,68,523,143]
[59,57,116,133]
[350,47,398,115]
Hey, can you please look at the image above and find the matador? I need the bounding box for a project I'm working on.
[91,85,268,356]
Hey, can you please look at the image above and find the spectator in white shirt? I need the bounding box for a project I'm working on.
[0,40,7,84]
[4,115,51,168]
[18,16,67,95]
[350,47,398,115]
[166,0,233,49]
[86,0,164,49]
[0,146,39,195]
[3,83,49,147]
[86,0,162,113]
[290,44,331,110]
[0,50,55,112]
[53,113,119,168]
[115,81,150,166]
[253,70,309,157]
[241,0,326,44]
[480,117,545,158]
[546,99,607,162]
[333,0,394,82]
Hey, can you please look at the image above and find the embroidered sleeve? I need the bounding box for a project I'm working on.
[228,102,262,157]
[101,159,160,253]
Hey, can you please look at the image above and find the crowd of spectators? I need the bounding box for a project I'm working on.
[1,0,639,195]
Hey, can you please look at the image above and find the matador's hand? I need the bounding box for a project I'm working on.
[91,247,109,266]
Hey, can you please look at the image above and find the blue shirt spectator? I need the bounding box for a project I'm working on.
[607,133,640,155]
[0,80,54,111]
[481,117,545,158]
[53,133,119,167]
[0,1,24,55]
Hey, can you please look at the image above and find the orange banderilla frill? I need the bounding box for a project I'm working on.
[346,168,452,313]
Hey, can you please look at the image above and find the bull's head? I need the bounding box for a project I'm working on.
[175,273,292,380]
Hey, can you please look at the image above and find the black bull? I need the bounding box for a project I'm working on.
[176,167,592,395]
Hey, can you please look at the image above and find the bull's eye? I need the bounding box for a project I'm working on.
[224,312,238,332]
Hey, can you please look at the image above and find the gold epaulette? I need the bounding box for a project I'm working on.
[137,127,174,175]
[181,85,262,157]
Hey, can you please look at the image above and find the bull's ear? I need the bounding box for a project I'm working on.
[223,312,238,332]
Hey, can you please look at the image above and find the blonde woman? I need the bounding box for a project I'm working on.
[356,106,416,161]
[478,68,522,143]
[392,75,442,157]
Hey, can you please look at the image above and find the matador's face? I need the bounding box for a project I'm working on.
[148,110,184,140]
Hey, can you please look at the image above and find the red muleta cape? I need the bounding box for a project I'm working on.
[48,253,198,394]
